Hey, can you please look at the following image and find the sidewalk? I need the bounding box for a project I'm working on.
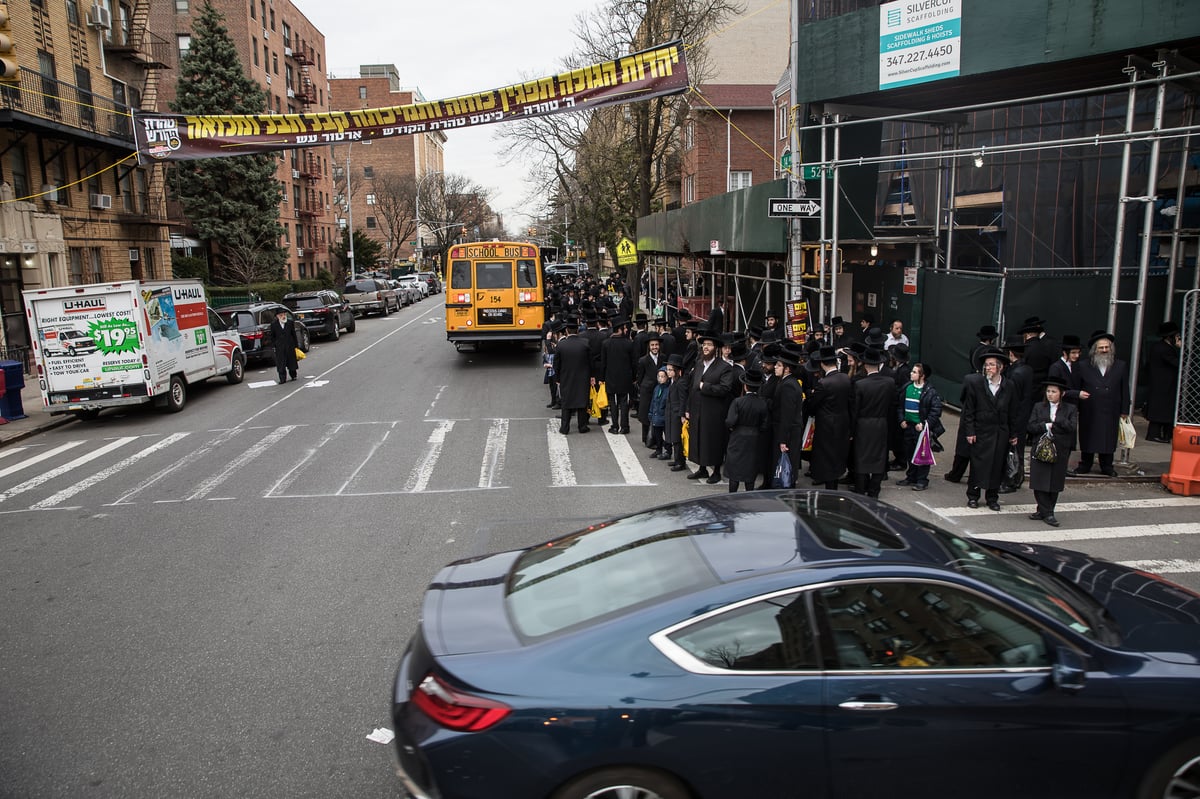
[0,380,73,447]
[0,375,1178,483]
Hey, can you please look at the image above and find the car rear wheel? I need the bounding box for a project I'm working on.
[345,315,356,333]
[298,327,311,352]
[551,768,691,799]
[327,318,340,340]
[1139,740,1200,799]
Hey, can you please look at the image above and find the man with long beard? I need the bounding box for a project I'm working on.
[1071,331,1130,477]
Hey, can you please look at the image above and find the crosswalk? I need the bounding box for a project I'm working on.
[0,417,661,513]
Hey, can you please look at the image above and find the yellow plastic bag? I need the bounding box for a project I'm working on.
[680,418,690,459]
[295,347,306,361]
[589,382,608,418]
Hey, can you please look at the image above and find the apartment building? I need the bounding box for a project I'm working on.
[152,0,336,281]
[0,0,176,357]
[328,64,445,269]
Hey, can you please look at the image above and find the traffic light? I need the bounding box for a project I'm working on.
[0,6,19,86]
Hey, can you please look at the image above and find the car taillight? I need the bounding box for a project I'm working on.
[411,673,510,732]
[245,331,264,340]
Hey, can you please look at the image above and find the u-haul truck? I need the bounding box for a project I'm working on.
[23,280,246,419]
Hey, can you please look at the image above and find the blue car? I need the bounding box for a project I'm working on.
[391,491,1200,799]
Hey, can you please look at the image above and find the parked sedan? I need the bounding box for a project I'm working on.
[282,290,356,340]
[216,302,310,363]
[396,274,427,301]
[419,271,442,294]
[392,490,1200,799]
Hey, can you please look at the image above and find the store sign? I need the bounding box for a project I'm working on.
[879,0,961,90]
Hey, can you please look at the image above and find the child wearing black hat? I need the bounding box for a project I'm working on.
[647,366,672,460]
[724,369,770,492]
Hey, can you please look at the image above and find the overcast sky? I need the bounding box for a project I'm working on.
[305,0,598,232]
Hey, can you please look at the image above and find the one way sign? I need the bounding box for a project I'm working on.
[768,198,822,217]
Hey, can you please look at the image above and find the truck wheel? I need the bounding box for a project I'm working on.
[165,375,186,412]
[226,354,245,384]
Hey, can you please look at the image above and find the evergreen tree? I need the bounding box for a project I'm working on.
[169,1,284,284]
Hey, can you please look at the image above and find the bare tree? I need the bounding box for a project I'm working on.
[221,219,286,286]
[372,173,419,266]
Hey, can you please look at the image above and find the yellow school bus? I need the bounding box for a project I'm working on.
[444,241,545,349]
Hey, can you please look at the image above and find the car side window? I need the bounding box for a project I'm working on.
[814,582,1049,670]
[667,592,820,671]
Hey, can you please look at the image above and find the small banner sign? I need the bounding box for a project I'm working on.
[135,42,689,161]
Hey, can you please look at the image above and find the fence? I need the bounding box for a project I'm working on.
[0,346,32,374]
[1178,290,1200,427]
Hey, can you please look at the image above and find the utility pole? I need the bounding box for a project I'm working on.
[345,144,356,280]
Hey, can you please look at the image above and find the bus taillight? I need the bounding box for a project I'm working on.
[456,293,470,303]
[519,291,534,302]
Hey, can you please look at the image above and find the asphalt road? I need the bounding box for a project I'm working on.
[1,296,1198,797]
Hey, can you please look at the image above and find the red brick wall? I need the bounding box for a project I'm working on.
[680,108,777,205]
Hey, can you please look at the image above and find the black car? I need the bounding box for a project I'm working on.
[418,271,442,294]
[215,302,311,363]
[282,290,356,340]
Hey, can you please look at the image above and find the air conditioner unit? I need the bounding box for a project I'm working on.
[265,75,272,85]
[262,28,269,39]
[293,210,300,218]
[292,169,300,179]
[284,46,292,57]
[286,88,295,98]
[89,193,113,210]
[297,247,304,257]
[88,5,112,29]
[128,248,139,261]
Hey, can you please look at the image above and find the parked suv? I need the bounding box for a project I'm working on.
[343,278,400,316]
[282,290,356,340]
[215,302,311,363]
[418,271,442,294]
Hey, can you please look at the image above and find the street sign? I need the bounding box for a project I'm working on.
[780,151,792,170]
[802,164,824,180]
[768,198,822,217]
[615,237,638,266]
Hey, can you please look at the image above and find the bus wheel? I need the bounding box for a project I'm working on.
[165,376,187,412]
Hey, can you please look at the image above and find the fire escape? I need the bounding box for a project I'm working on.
[291,44,321,261]
[103,0,172,221]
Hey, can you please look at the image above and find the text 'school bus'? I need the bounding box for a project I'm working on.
[444,242,545,350]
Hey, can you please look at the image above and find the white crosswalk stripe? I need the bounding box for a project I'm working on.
[546,418,575,487]
[1118,559,1200,574]
[30,433,191,510]
[976,523,1200,545]
[0,440,84,480]
[479,418,508,489]
[403,420,453,493]
[0,437,138,505]
[923,497,1200,518]
[602,429,653,486]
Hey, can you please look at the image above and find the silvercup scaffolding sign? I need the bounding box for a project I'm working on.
[134,41,689,162]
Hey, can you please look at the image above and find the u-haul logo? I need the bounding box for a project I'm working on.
[174,286,203,300]
[63,298,106,313]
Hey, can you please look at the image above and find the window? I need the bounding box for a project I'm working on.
[37,50,59,113]
[729,171,752,191]
[517,259,538,288]
[175,0,188,12]
[110,79,129,136]
[285,64,293,90]
[668,591,819,671]
[269,8,274,30]
[684,120,694,150]
[75,66,95,128]
[272,52,278,75]
[253,37,259,66]
[358,86,367,100]
[815,581,1050,670]
[281,23,291,47]
[364,193,376,205]
[69,249,85,285]
[683,174,694,204]
[778,102,789,140]
[88,248,103,283]
[143,247,156,280]
[66,0,80,25]
[263,45,269,69]
[177,34,191,62]
[8,144,28,200]
[362,165,373,179]
[365,216,376,229]
[249,0,255,18]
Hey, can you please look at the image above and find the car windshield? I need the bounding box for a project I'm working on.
[932,528,1110,641]
[286,297,325,310]
[218,311,256,332]
[506,505,721,639]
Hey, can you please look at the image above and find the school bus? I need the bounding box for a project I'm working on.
[444,241,545,349]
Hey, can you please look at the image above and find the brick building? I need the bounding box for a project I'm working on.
[1,0,175,358]
[328,64,445,269]
[153,0,336,281]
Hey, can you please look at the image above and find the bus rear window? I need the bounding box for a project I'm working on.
[476,261,514,289]
[517,259,538,288]
[450,260,472,289]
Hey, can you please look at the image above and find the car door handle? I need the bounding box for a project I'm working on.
[838,700,898,711]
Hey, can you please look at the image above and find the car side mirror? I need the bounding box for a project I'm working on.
[1052,645,1087,692]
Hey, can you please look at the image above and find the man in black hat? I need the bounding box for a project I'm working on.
[852,347,893,498]
[969,324,1000,375]
[858,314,875,341]
[1146,321,1182,443]
[1048,334,1083,398]
[757,344,781,488]
[553,316,592,434]
[632,312,653,358]
[960,347,1022,510]
[1072,331,1130,476]
[671,307,693,352]
[771,347,806,486]
[804,323,827,354]
[686,330,736,484]
[543,320,564,409]
[804,345,852,489]
[665,354,689,471]
[1020,316,1060,388]
[635,332,665,445]
[761,310,783,343]
[830,316,851,350]
[264,307,300,384]
[600,317,638,435]
[724,369,770,492]
[653,316,677,360]
[999,336,1034,493]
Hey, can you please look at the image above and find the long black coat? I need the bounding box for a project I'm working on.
[666,376,689,446]
[553,334,593,409]
[601,334,638,394]
[961,373,1022,490]
[772,374,806,476]
[1007,360,1035,432]
[635,352,665,420]
[1075,359,1130,453]
[1145,339,1180,424]
[687,357,735,467]
[852,371,894,474]
[1023,334,1060,387]
[804,370,852,483]
[265,318,299,371]
[1027,400,1077,493]
[725,393,770,482]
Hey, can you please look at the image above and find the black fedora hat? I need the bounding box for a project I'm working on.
[633,312,649,324]
[697,329,723,345]
[845,340,867,357]
[765,309,780,319]
[675,308,693,321]
[830,316,846,328]
[1041,376,1071,390]
[865,326,887,347]
[728,339,751,361]
[975,324,998,340]
[666,354,684,368]
[1088,330,1115,347]
[644,331,662,343]
[810,345,840,364]
[1019,316,1047,334]
[975,346,1008,366]
[1060,334,1081,350]
[747,325,764,339]
[1003,336,1026,352]
[1158,321,1180,337]
[861,347,886,365]
[759,343,781,364]
[739,369,765,388]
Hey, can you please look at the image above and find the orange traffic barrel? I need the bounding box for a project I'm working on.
[1161,424,1200,496]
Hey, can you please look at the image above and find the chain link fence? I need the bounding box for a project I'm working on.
[1178,289,1200,427]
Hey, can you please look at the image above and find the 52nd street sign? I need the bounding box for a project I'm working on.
[768,198,822,217]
